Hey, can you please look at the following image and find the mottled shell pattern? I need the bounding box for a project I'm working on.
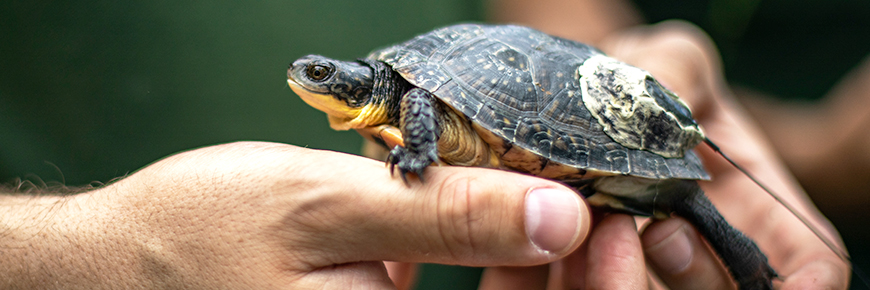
[367,24,709,180]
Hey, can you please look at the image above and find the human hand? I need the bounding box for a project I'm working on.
[476,21,850,290]
[1,141,594,289]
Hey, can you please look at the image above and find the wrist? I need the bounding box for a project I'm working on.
[0,187,143,289]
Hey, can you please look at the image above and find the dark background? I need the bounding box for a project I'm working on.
[2,0,868,288]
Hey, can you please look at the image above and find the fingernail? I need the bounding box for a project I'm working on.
[644,221,694,273]
[525,188,583,253]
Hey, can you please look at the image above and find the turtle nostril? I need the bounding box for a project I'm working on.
[287,63,298,77]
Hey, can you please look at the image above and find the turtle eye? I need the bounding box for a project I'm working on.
[306,64,332,81]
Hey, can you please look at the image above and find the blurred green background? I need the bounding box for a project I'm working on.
[1,0,868,288]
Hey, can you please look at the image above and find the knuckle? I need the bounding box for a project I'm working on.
[433,172,492,259]
[653,23,718,68]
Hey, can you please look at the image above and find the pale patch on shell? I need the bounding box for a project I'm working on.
[577,55,704,158]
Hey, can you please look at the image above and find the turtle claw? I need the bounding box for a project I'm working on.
[387,145,434,185]
[387,158,413,185]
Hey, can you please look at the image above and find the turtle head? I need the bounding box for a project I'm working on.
[288,55,381,130]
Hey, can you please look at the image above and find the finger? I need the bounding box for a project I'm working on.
[584,214,648,289]
[303,261,396,289]
[600,20,722,118]
[553,210,606,289]
[478,265,549,290]
[550,236,588,290]
[779,257,849,290]
[641,217,736,290]
[279,148,591,268]
[384,262,418,290]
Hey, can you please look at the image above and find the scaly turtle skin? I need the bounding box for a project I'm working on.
[287,24,777,289]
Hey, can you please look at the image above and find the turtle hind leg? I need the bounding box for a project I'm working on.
[388,88,440,184]
[664,180,778,290]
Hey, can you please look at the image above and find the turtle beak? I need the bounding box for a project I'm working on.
[286,61,305,85]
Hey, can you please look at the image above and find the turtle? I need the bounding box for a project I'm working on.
[287,23,777,289]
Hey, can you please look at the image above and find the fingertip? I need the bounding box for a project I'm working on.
[642,217,736,290]
[642,217,694,273]
[779,257,851,290]
[385,262,418,290]
[524,187,591,255]
[478,265,549,290]
[585,214,648,289]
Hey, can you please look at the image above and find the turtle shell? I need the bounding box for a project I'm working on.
[367,24,709,180]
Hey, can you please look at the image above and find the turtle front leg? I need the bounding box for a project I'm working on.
[388,88,440,183]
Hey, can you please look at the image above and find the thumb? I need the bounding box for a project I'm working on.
[285,154,591,268]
